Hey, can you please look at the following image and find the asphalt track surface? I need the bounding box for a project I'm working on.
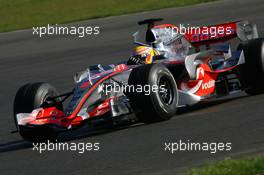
[0,0,264,174]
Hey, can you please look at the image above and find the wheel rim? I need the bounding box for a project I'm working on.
[158,76,174,105]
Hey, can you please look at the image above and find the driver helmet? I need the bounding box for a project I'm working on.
[132,45,158,64]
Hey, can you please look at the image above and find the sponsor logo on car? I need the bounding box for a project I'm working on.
[202,80,215,90]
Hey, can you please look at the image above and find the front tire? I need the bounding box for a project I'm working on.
[127,64,178,123]
[13,82,59,142]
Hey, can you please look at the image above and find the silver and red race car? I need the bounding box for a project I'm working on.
[13,18,264,141]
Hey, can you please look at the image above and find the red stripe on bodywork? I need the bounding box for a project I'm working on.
[67,68,127,120]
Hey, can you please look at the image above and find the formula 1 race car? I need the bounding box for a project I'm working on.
[13,18,264,142]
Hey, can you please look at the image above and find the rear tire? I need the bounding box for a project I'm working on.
[238,38,264,95]
[13,82,59,142]
[127,64,178,123]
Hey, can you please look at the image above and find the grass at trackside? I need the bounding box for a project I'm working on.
[0,0,215,32]
[184,155,264,175]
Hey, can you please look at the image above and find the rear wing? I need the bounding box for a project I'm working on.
[184,20,259,47]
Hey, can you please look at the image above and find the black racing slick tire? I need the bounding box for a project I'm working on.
[238,38,264,95]
[127,64,178,123]
[13,82,59,142]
